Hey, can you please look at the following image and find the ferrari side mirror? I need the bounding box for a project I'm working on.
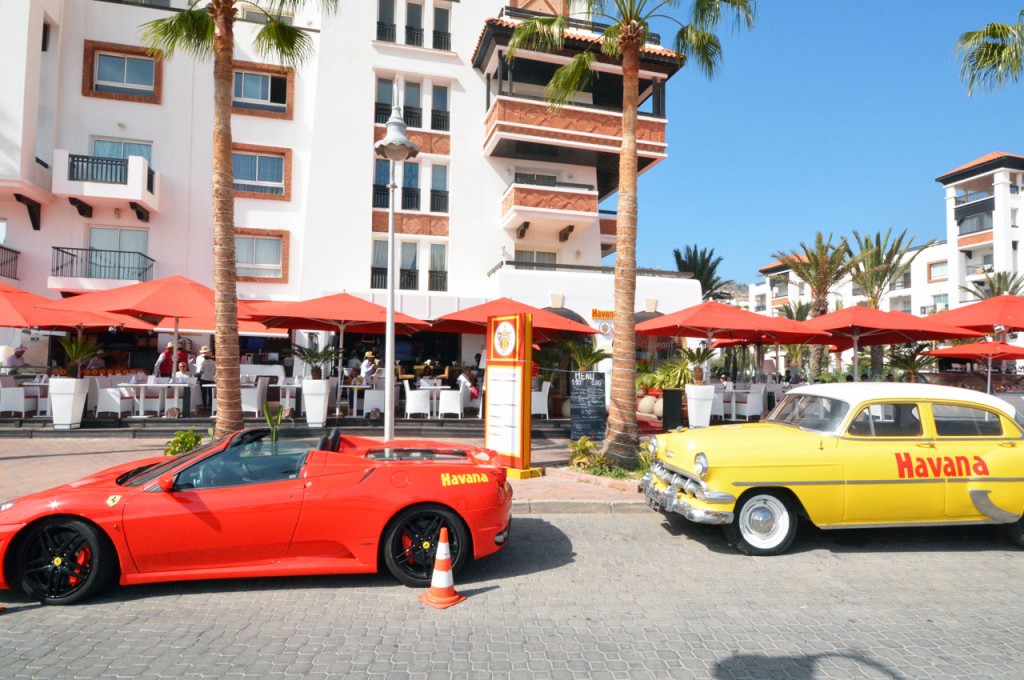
[156,474,175,492]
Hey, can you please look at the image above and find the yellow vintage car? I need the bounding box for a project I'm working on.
[639,383,1024,555]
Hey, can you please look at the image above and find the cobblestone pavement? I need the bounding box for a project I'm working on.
[1,512,1022,679]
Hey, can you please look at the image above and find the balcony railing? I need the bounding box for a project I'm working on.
[401,187,420,210]
[959,219,993,236]
[499,6,661,44]
[67,154,155,193]
[432,31,451,51]
[513,173,595,191]
[955,190,992,205]
[429,270,447,292]
[964,264,994,278]
[372,184,389,208]
[403,105,422,129]
[430,189,449,213]
[0,245,20,280]
[891,275,912,290]
[399,269,418,290]
[51,247,154,282]
[431,109,450,131]
[376,21,396,42]
[405,26,424,46]
[370,266,387,289]
[486,259,690,279]
[374,102,391,124]
[754,304,767,312]
[920,304,949,315]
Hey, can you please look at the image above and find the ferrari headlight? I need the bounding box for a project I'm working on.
[0,499,14,512]
[693,453,709,479]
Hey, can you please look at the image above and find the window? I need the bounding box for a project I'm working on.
[89,227,150,280]
[430,165,448,213]
[847,403,922,437]
[373,159,390,208]
[932,293,948,311]
[83,41,162,104]
[933,403,1003,437]
[375,77,393,124]
[402,162,420,210]
[431,85,449,131]
[433,7,451,50]
[232,145,291,200]
[515,250,556,266]
[928,261,948,282]
[236,228,289,283]
[404,82,422,128]
[377,0,396,42]
[93,139,152,164]
[400,242,418,290]
[232,62,293,119]
[371,239,388,288]
[240,3,293,24]
[406,3,424,46]
[958,212,993,236]
[429,243,447,292]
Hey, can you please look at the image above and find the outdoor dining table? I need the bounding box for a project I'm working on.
[119,382,191,418]
[723,389,750,421]
[418,384,450,419]
[338,383,370,416]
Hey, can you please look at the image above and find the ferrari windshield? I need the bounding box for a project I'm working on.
[766,393,851,434]
[119,438,224,487]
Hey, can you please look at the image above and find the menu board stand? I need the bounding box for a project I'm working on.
[569,371,607,441]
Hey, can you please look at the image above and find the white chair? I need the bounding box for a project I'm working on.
[462,382,482,417]
[404,380,430,419]
[734,384,766,421]
[711,384,725,421]
[162,378,193,416]
[0,376,15,388]
[141,377,166,415]
[0,387,38,417]
[362,388,386,417]
[96,386,134,417]
[241,376,270,417]
[438,385,465,419]
[531,380,551,419]
[326,376,339,413]
[279,377,299,412]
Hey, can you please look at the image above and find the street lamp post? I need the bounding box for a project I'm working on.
[374,90,419,441]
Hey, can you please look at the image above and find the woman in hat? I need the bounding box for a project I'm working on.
[196,346,216,410]
[360,351,377,382]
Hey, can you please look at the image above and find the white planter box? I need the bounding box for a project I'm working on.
[303,379,330,428]
[685,384,715,428]
[50,378,89,430]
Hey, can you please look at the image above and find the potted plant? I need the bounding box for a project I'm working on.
[291,344,341,428]
[561,339,612,418]
[888,343,937,383]
[51,337,102,430]
[652,354,692,429]
[680,345,717,428]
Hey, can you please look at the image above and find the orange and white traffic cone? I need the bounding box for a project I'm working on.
[418,527,466,609]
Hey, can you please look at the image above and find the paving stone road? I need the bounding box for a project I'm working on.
[2,438,1023,678]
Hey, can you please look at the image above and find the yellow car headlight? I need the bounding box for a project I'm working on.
[694,452,709,479]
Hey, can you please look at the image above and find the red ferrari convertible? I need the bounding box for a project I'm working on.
[0,428,512,604]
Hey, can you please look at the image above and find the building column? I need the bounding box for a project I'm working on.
[993,169,1013,276]
[944,185,962,308]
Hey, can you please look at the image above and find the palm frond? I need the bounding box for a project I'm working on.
[141,8,214,60]
[675,24,721,79]
[673,244,732,300]
[267,0,340,15]
[692,0,756,31]
[507,16,567,59]
[848,228,927,307]
[956,10,1024,95]
[545,52,597,110]
[601,23,622,59]
[959,270,1024,299]
[253,18,316,66]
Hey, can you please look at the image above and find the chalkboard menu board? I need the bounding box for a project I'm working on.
[569,371,606,441]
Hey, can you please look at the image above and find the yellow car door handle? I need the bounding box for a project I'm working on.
[916,442,936,449]
[999,441,1018,448]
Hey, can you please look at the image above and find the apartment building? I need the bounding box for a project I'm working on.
[749,152,1024,329]
[0,0,700,358]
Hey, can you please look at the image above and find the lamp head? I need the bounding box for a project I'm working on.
[374,105,420,162]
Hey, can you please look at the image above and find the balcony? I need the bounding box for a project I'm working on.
[431,109,450,132]
[500,175,599,242]
[52,150,160,220]
[377,22,396,42]
[484,96,666,199]
[374,102,391,124]
[403,106,422,129]
[432,31,451,51]
[955,189,992,206]
[401,187,420,211]
[430,189,449,213]
[428,270,447,292]
[372,184,389,209]
[0,245,20,280]
[405,26,424,47]
[49,247,155,289]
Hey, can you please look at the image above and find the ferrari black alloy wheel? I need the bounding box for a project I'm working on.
[382,504,469,587]
[16,518,116,605]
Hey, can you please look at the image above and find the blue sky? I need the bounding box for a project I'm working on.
[625,0,1024,285]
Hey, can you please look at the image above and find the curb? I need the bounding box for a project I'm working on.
[542,466,640,492]
[512,498,647,514]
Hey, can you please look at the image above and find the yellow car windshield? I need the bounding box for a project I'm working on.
[767,394,851,434]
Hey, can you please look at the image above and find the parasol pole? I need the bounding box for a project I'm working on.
[987,354,992,394]
[173,317,180,373]
[852,332,860,381]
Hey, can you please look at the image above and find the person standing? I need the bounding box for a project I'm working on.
[6,345,27,369]
[197,348,216,410]
[359,351,377,382]
[154,342,187,378]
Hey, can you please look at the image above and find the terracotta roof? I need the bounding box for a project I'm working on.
[477,17,680,61]
[937,152,1024,182]
[759,254,809,274]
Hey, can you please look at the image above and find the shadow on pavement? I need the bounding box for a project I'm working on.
[713,650,909,680]
[459,516,574,583]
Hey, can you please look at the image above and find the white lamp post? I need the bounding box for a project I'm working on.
[373,89,419,441]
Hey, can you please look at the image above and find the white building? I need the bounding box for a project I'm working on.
[0,0,700,364]
[746,151,1024,373]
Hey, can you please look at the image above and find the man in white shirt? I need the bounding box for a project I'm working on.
[359,351,377,381]
[6,345,27,369]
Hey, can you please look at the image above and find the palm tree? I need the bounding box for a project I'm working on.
[776,300,811,379]
[960,270,1024,299]
[142,1,338,437]
[774,232,860,381]
[509,0,756,464]
[673,244,732,300]
[956,9,1024,94]
[849,228,928,375]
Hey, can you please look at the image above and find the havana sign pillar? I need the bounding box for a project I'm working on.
[484,313,541,479]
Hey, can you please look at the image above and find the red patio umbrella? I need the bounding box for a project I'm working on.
[931,294,1024,334]
[154,315,288,338]
[802,307,982,380]
[1,282,152,335]
[635,301,830,345]
[429,298,597,338]
[923,341,1024,393]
